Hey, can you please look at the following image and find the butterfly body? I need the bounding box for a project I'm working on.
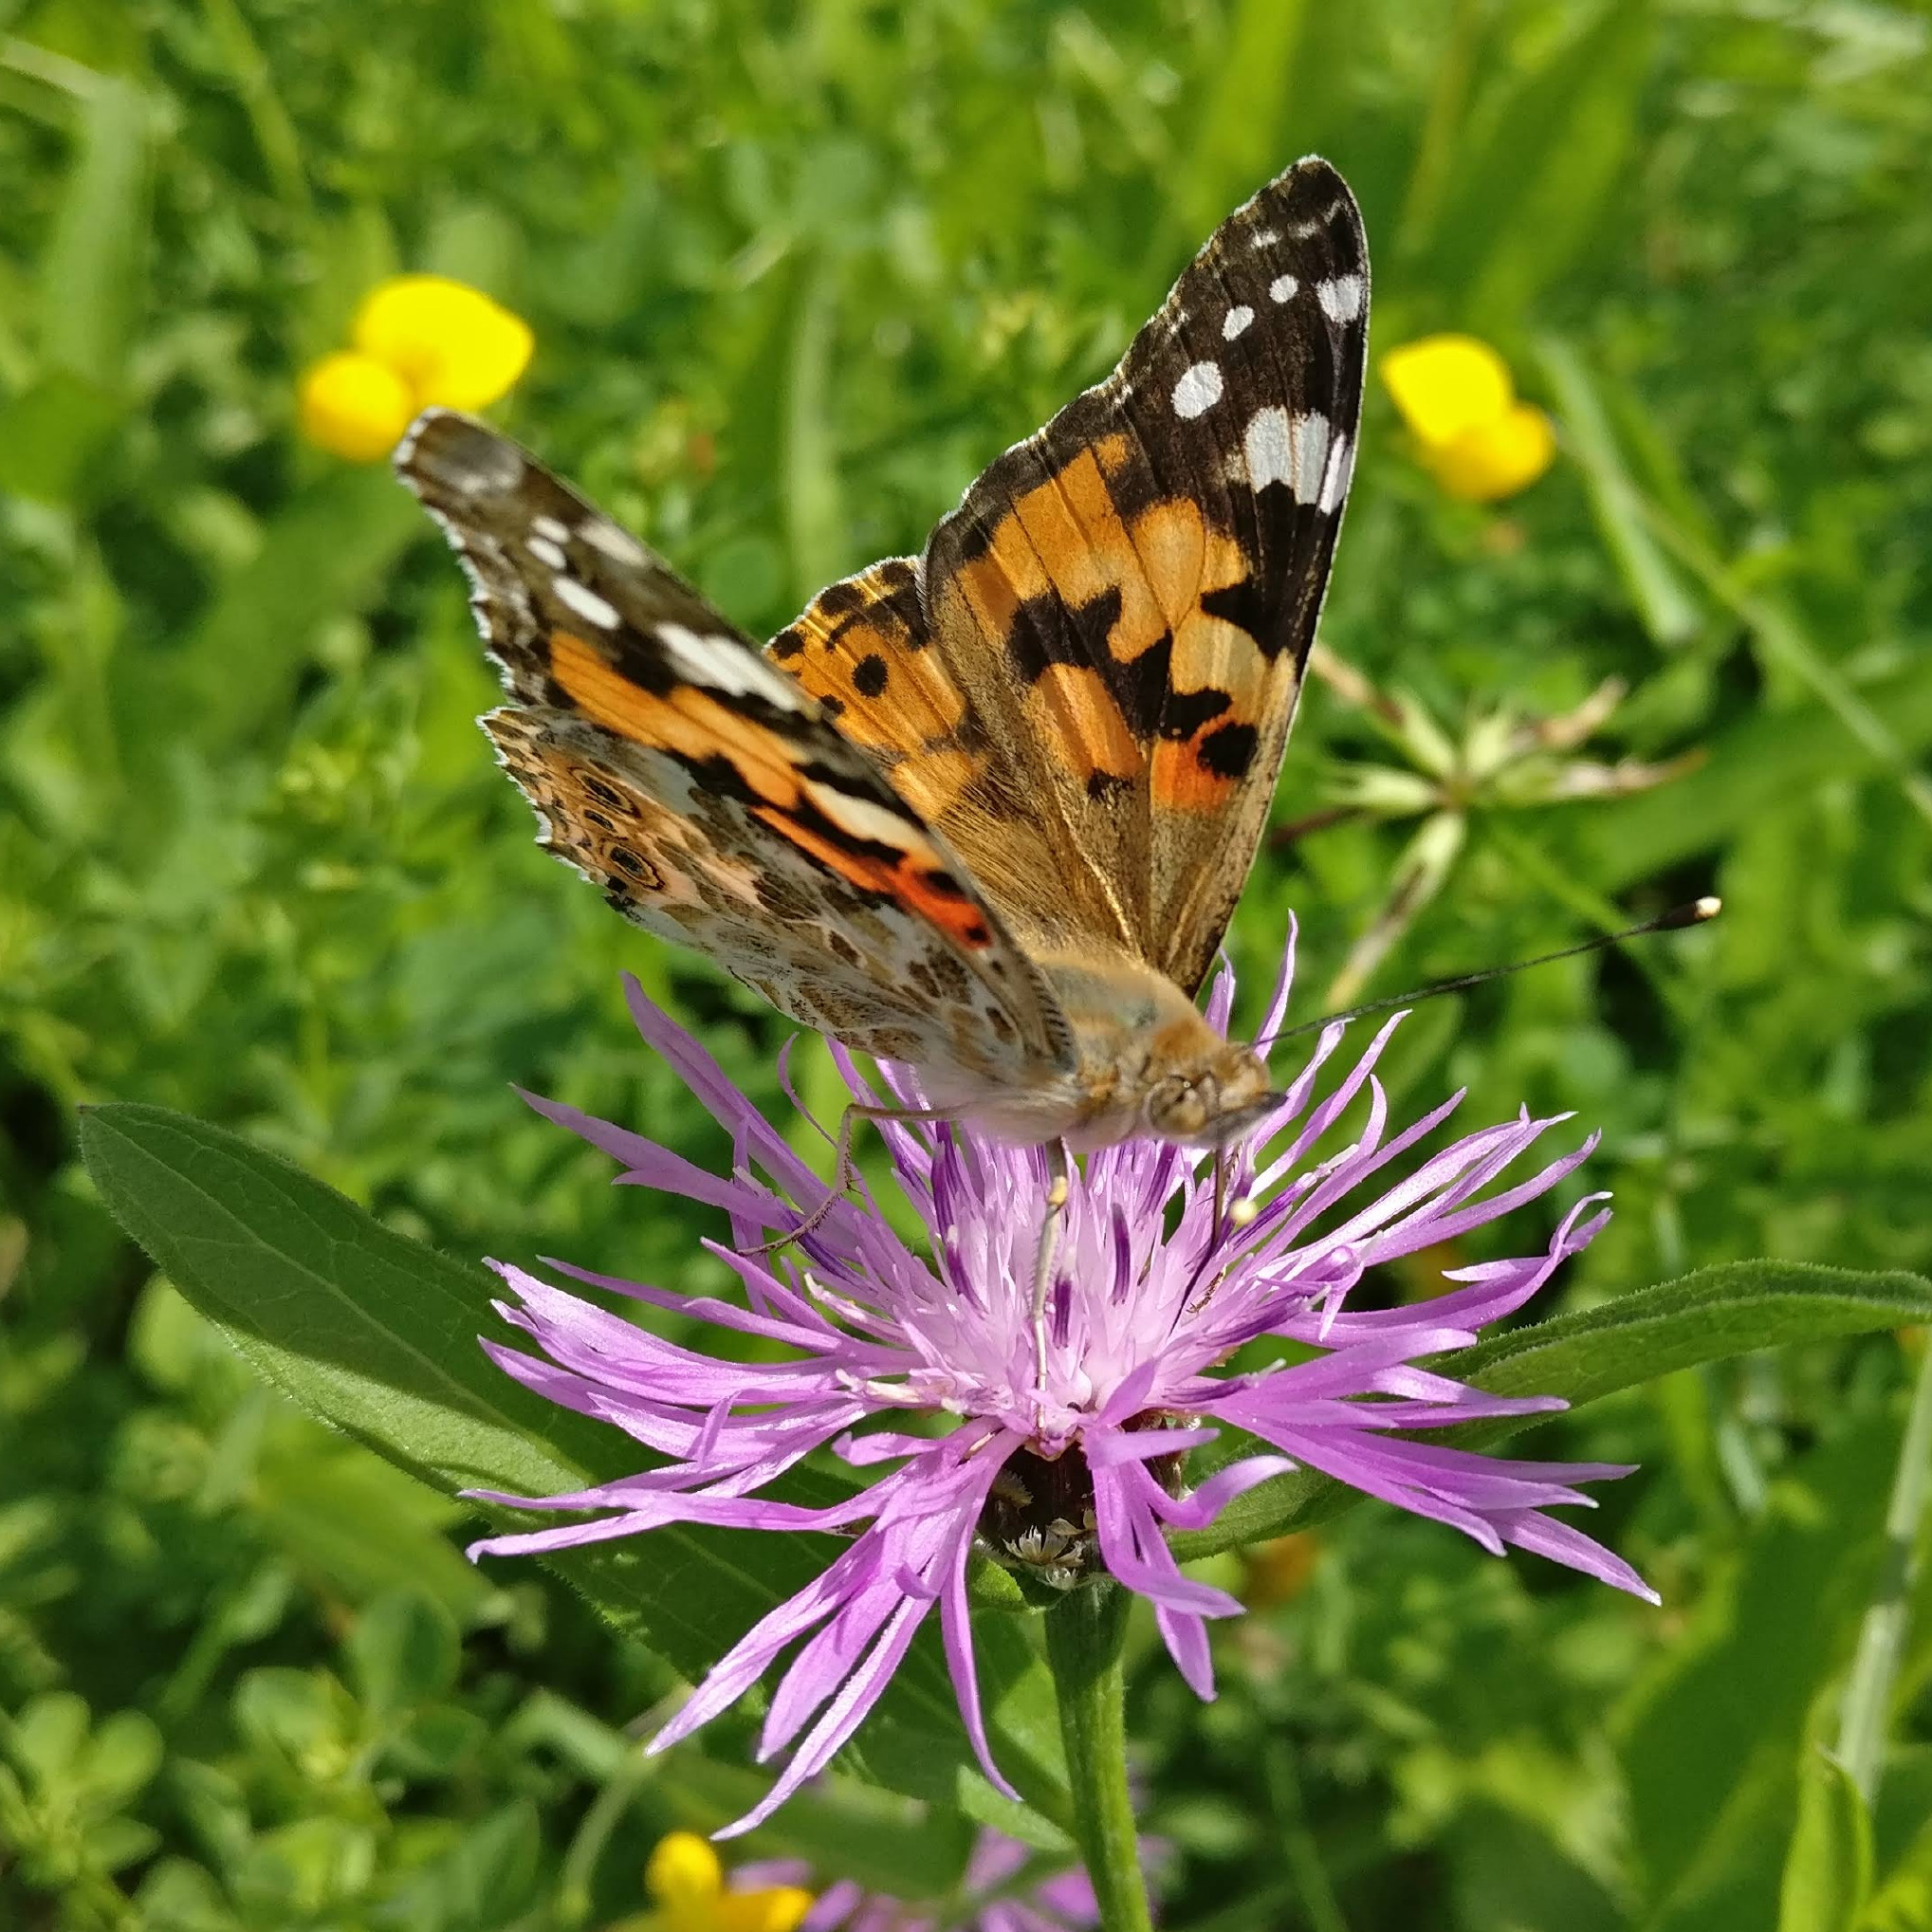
[399,156,1367,1158]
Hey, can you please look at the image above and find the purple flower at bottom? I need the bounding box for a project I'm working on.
[736,1824,1133,1932]
[471,931,1655,1834]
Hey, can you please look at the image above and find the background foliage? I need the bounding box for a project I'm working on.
[4,0,1932,1926]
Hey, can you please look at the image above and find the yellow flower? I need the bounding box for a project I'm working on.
[604,1831,813,1932]
[1380,333,1555,504]
[352,274,534,412]
[298,274,533,463]
[297,351,417,463]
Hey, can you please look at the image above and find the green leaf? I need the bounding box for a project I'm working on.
[156,469,425,758]
[77,1102,1068,1827]
[345,1592,460,1718]
[1537,333,1702,648]
[39,74,150,391]
[1579,653,1932,890]
[1174,1260,1932,1557]
[1781,1751,1874,1932]
[1421,0,1652,330]
[1170,0,1310,244]
[1622,1414,1895,1922]
[0,369,124,505]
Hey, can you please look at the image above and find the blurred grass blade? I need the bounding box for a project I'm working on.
[198,0,312,214]
[1779,1751,1873,1932]
[1423,0,1652,328]
[77,1102,1070,1828]
[1623,1414,1895,1919]
[1635,488,1932,833]
[40,72,150,391]
[784,263,846,602]
[166,468,424,755]
[1174,0,1308,244]
[1836,1341,1932,1803]
[1395,0,1486,257]
[1175,1260,1932,1556]
[1576,652,1932,888]
[1538,333,1702,647]
[1546,332,1932,831]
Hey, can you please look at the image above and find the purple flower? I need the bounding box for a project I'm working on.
[470,931,1654,1834]
[736,1822,1136,1932]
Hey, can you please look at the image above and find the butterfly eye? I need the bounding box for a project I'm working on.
[1145,1077,1209,1142]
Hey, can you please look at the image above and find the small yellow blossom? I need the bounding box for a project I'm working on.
[604,1831,813,1932]
[352,274,534,412]
[298,274,533,463]
[1380,333,1555,504]
[297,351,417,463]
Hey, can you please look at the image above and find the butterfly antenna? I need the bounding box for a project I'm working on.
[1253,897,1720,1051]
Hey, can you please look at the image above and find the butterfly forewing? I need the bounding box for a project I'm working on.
[768,156,1368,995]
[396,411,1073,1083]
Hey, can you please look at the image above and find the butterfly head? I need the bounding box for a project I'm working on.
[1142,1038,1273,1150]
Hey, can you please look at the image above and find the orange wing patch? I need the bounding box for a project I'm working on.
[546,628,993,947]
[749,807,995,953]
[766,560,986,825]
[550,632,809,811]
[934,444,1269,813]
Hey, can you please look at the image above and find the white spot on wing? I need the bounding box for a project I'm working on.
[1250,228,1279,249]
[1318,432,1355,514]
[527,536,567,570]
[1268,274,1298,304]
[1171,361,1224,419]
[1223,304,1254,340]
[531,515,570,543]
[804,782,920,853]
[658,623,805,710]
[553,577,620,630]
[1241,406,1334,504]
[1316,275,1365,323]
[581,520,652,567]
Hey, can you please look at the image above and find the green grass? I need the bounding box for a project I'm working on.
[4,1,1932,1926]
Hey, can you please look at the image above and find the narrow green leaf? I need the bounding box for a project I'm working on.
[158,468,424,756]
[1578,653,1932,890]
[1620,1414,1894,1915]
[784,264,847,603]
[0,369,124,505]
[1175,1260,1932,1557]
[1422,1,1649,327]
[1781,1751,1874,1932]
[1538,334,1702,648]
[78,1104,1066,1825]
[1173,0,1309,245]
[39,75,150,391]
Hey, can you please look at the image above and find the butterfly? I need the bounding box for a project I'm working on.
[397,156,1366,1179]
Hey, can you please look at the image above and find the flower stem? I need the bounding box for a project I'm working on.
[1045,1581,1153,1932]
[1836,1334,1932,1802]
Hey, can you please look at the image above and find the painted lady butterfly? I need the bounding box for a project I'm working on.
[397,156,1366,1166]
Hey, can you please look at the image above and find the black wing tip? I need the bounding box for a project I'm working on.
[1275,156,1365,226]
[393,408,527,503]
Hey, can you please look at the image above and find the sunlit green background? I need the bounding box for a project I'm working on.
[6,1,1932,1925]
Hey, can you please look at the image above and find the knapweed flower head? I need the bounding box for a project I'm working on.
[610,1831,813,1932]
[1381,333,1555,503]
[472,931,1653,1835]
[298,274,533,462]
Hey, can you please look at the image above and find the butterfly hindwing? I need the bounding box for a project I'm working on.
[765,156,1368,996]
[396,411,1073,1082]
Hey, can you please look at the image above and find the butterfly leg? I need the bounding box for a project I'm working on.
[1030,1140,1072,1389]
[745,1097,953,1256]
